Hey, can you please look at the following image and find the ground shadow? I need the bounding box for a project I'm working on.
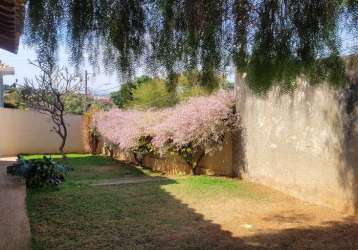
[22,155,358,249]
[240,219,358,249]
[28,167,247,249]
[262,212,314,224]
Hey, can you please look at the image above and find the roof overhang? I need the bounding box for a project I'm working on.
[0,0,24,54]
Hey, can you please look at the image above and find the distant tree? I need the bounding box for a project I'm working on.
[128,78,177,109]
[4,87,24,109]
[64,93,113,115]
[110,82,135,108]
[64,93,85,114]
[2,82,24,108]
[19,61,82,159]
[110,76,151,108]
[89,97,113,111]
[176,70,230,101]
[4,83,17,91]
[111,72,230,109]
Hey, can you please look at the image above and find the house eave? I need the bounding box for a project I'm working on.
[0,0,24,54]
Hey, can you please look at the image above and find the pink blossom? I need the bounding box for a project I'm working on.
[95,90,239,153]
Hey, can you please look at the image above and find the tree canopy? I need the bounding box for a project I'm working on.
[110,72,232,109]
[24,0,357,93]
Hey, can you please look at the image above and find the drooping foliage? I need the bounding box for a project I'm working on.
[95,91,239,173]
[24,0,357,93]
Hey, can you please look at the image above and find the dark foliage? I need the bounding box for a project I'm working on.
[24,0,357,93]
[110,76,151,108]
[7,156,70,187]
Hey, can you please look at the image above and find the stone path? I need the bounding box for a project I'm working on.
[92,176,167,186]
[0,157,31,250]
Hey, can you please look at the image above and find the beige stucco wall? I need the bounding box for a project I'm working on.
[236,75,358,213]
[143,139,234,176]
[103,136,234,176]
[199,135,234,176]
[0,108,86,156]
[144,154,192,175]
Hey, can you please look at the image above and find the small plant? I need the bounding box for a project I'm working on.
[7,156,70,187]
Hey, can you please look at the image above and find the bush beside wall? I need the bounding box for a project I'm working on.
[95,91,239,175]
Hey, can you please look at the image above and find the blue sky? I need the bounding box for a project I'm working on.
[0,43,120,96]
[0,42,235,96]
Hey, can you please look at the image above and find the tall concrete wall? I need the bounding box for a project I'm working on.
[0,108,86,156]
[236,69,358,213]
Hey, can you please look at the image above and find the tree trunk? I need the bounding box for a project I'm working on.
[191,165,200,175]
[133,152,143,166]
[59,136,67,160]
[91,135,99,155]
[59,115,68,160]
[109,148,114,158]
[191,149,205,175]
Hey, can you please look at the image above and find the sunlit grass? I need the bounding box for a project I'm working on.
[27,154,269,249]
[23,154,148,183]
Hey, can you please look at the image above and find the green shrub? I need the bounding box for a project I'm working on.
[7,156,70,187]
[111,76,151,108]
[111,73,228,110]
[127,78,177,109]
[178,85,210,102]
[65,94,113,114]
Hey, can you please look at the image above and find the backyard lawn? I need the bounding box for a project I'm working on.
[26,154,358,250]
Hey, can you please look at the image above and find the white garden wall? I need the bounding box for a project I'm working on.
[0,108,86,156]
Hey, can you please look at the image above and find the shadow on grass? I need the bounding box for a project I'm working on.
[26,155,358,249]
[240,219,358,249]
[29,178,358,249]
[28,172,247,249]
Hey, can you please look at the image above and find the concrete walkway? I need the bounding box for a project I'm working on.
[0,158,31,250]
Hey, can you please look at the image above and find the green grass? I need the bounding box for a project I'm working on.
[23,154,150,183]
[26,154,270,249]
[170,175,267,200]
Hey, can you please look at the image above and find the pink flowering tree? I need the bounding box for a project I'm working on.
[95,90,240,174]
